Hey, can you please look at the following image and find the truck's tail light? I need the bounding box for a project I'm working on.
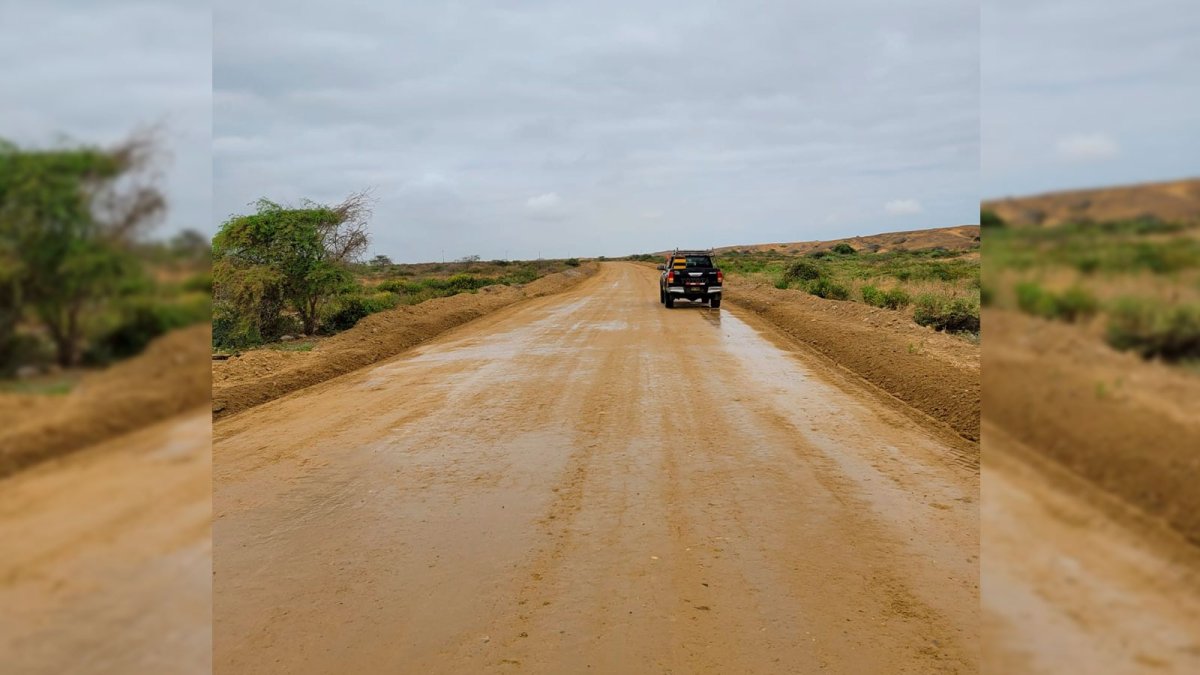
[667,270,675,282]
[716,270,724,283]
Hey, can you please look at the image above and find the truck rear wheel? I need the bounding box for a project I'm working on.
[710,295,721,308]
[665,294,675,308]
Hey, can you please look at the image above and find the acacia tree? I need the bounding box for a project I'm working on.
[0,132,162,366]
[213,192,372,340]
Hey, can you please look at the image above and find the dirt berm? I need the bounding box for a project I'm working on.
[213,264,599,419]
[725,279,980,444]
[983,308,1200,546]
[0,324,212,479]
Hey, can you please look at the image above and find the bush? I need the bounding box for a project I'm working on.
[87,296,212,363]
[1055,286,1100,321]
[913,294,980,333]
[1015,281,1097,322]
[980,209,1006,228]
[321,292,398,332]
[565,258,581,267]
[1105,300,1200,361]
[861,285,885,307]
[832,242,856,255]
[1015,281,1057,318]
[182,272,213,294]
[807,250,832,259]
[808,278,850,301]
[862,285,911,309]
[785,259,823,282]
[774,277,790,289]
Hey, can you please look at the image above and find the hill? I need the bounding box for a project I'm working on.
[983,178,1200,227]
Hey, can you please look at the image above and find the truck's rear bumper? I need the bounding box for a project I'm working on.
[667,287,722,294]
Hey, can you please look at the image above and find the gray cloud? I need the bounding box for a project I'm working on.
[216,0,978,262]
[0,0,212,236]
[983,0,1200,197]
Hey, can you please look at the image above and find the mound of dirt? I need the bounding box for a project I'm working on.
[0,324,212,479]
[726,279,980,444]
[983,309,1200,546]
[213,264,599,418]
[703,225,980,256]
[984,178,1200,227]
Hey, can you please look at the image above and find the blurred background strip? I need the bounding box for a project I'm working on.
[0,1,212,673]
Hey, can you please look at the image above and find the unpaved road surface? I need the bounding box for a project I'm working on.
[0,411,212,674]
[982,422,1200,674]
[214,262,978,673]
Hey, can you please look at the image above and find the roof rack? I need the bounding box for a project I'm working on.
[671,248,715,256]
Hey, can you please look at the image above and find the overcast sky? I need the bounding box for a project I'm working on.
[983,0,1200,198]
[215,0,978,262]
[0,0,211,237]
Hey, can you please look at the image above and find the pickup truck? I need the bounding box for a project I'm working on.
[658,249,723,308]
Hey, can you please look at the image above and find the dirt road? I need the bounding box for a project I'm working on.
[0,411,212,674]
[982,423,1200,674]
[214,262,979,673]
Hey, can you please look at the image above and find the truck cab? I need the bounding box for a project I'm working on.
[658,249,723,308]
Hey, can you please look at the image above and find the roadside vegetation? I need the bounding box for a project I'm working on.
[717,242,981,336]
[212,195,580,350]
[0,134,210,381]
[982,209,1200,365]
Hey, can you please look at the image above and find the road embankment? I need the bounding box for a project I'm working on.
[212,263,599,419]
[0,324,212,479]
[725,279,980,444]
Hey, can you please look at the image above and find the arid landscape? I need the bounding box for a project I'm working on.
[981,178,1200,672]
[209,224,982,673]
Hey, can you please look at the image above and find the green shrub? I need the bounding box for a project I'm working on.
[182,272,213,294]
[807,250,832,259]
[913,294,980,333]
[785,259,823,282]
[832,242,856,255]
[861,284,885,307]
[1105,299,1200,361]
[1054,286,1099,321]
[565,258,581,267]
[980,281,995,307]
[773,277,790,289]
[1015,281,1097,322]
[376,279,419,294]
[861,285,909,309]
[882,287,911,309]
[321,292,398,332]
[87,295,211,363]
[808,278,850,301]
[980,209,1006,228]
[1015,281,1057,318]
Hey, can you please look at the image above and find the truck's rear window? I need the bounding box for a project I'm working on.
[672,256,712,268]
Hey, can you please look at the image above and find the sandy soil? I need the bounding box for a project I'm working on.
[0,411,212,674]
[984,178,1200,227]
[213,264,598,418]
[727,279,980,444]
[982,422,1200,674]
[982,309,1200,546]
[0,325,212,478]
[214,262,979,674]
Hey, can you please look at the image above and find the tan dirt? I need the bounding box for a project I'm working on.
[982,422,1200,674]
[214,262,979,674]
[726,279,980,444]
[707,224,980,255]
[982,309,1200,546]
[0,324,212,479]
[212,264,599,418]
[983,177,1200,227]
[0,410,212,674]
